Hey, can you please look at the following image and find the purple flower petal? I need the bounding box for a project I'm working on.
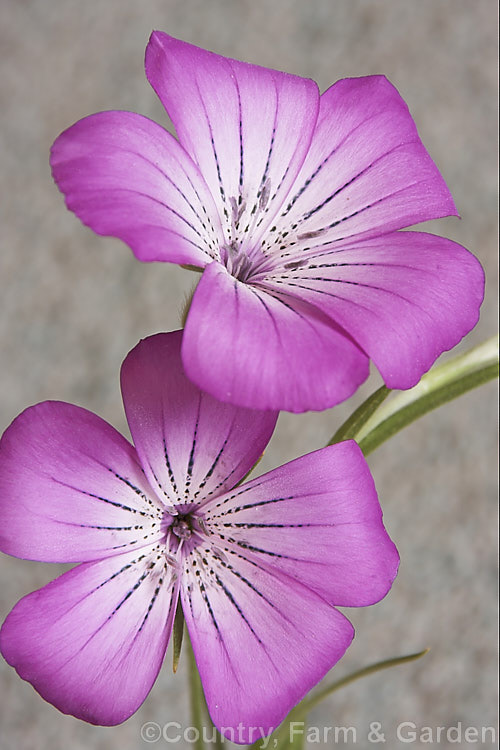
[202,440,399,606]
[0,402,164,562]
[0,547,178,725]
[1,331,400,729]
[145,32,320,249]
[121,331,278,504]
[50,111,222,265]
[182,261,369,412]
[50,35,484,412]
[274,75,458,249]
[181,548,354,742]
[262,231,485,388]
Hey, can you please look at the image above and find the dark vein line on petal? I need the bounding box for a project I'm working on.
[51,520,144,531]
[295,178,430,251]
[220,552,296,629]
[92,143,216,243]
[195,77,226,206]
[105,565,155,620]
[225,522,318,528]
[109,470,163,514]
[254,79,280,230]
[136,569,170,635]
[49,551,150,630]
[199,583,222,636]
[304,260,435,273]
[193,438,229,499]
[146,459,176,504]
[234,74,244,193]
[248,284,281,340]
[194,411,242,500]
[211,483,281,509]
[51,478,152,517]
[109,471,149,500]
[300,143,412,222]
[231,538,298,561]
[264,289,337,347]
[281,104,417,217]
[91,186,211,249]
[260,278,377,315]
[184,398,200,497]
[163,438,180,498]
[62,562,160,669]
[215,495,296,516]
[275,276,436,318]
[94,557,144,590]
[283,154,329,216]
[214,572,262,643]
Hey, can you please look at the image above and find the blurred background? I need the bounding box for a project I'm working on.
[0,1,497,748]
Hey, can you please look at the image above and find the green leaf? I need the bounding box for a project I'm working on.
[172,603,185,673]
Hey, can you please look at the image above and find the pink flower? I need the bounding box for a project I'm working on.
[51,33,484,413]
[0,332,398,741]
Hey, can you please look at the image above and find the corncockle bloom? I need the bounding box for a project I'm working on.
[0,332,398,741]
[50,33,484,413]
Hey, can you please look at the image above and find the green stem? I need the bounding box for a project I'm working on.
[328,336,499,455]
[253,649,429,750]
[295,649,429,717]
[186,634,208,750]
[186,633,225,750]
[327,385,390,445]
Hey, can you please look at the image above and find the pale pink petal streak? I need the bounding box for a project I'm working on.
[121,331,278,506]
[0,546,178,725]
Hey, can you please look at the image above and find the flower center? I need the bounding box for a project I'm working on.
[221,240,255,283]
[219,188,278,283]
[162,508,206,563]
[172,516,192,540]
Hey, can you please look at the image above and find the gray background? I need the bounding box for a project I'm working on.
[0,1,497,748]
